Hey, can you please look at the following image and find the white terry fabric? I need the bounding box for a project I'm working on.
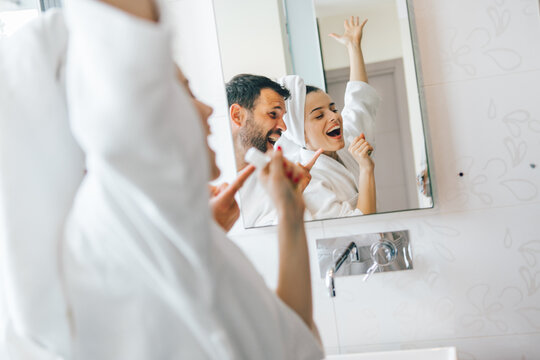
[0,10,85,359]
[299,150,362,219]
[239,174,278,228]
[283,79,381,220]
[239,174,315,227]
[278,75,307,148]
[62,1,323,360]
[340,79,380,148]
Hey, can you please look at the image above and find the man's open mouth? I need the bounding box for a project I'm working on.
[326,125,342,138]
[267,134,280,148]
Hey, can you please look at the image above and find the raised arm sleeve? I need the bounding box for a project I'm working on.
[341,81,381,144]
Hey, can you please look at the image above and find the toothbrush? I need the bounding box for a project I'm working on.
[244,147,270,170]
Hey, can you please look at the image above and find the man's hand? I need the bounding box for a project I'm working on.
[209,165,255,232]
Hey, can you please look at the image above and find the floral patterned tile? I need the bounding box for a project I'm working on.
[423,70,540,213]
[412,0,540,85]
[323,203,540,348]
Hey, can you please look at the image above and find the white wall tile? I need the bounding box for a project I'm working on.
[443,333,540,360]
[306,225,341,350]
[340,332,540,360]
[324,204,540,349]
[412,0,540,85]
[424,71,540,213]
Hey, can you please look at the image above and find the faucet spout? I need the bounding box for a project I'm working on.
[325,267,335,297]
[325,242,358,297]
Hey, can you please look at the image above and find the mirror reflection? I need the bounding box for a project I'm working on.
[214,0,433,228]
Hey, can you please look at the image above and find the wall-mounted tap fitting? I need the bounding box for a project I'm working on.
[317,231,413,297]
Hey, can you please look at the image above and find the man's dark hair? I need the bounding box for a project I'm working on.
[226,74,291,110]
[306,85,323,95]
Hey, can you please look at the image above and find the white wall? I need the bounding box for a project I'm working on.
[213,0,289,82]
[317,1,403,70]
[167,0,540,358]
[284,0,326,89]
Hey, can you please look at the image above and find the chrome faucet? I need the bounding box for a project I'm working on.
[318,231,414,297]
[325,242,359,297]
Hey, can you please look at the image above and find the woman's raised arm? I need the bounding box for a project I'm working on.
[329,16,368,83]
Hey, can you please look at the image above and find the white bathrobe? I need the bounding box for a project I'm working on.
[239,174,278,227]
[0,10,85,359]
[60,1,323,360]
[277,76,381,220]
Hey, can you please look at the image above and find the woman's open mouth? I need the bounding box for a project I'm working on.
[326,125,342,139]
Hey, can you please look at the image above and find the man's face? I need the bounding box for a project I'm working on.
[238,88,287,154]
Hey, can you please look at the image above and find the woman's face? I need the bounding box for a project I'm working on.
[304,90,344,152]
[176,67,221,180]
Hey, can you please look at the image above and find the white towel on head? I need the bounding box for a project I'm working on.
[277,75,306,148]
[0,9,84,359]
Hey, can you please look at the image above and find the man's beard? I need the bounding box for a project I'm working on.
[238,114,280,154]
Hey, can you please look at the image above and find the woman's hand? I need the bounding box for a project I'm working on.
[263,149,318,337]
[348,133,374,172]
[329,16,367,49]
[330,16,369,82]
[295,148,323,194]
[259,148,306,221]
[351,133,377,214]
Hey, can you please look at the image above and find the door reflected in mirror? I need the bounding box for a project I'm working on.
[213,0,433,228]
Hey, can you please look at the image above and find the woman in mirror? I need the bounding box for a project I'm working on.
[277,16,381,220]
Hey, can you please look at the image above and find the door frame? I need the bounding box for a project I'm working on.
[324,58,418,208]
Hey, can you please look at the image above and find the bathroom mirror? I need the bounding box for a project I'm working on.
[214,0,432,228]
